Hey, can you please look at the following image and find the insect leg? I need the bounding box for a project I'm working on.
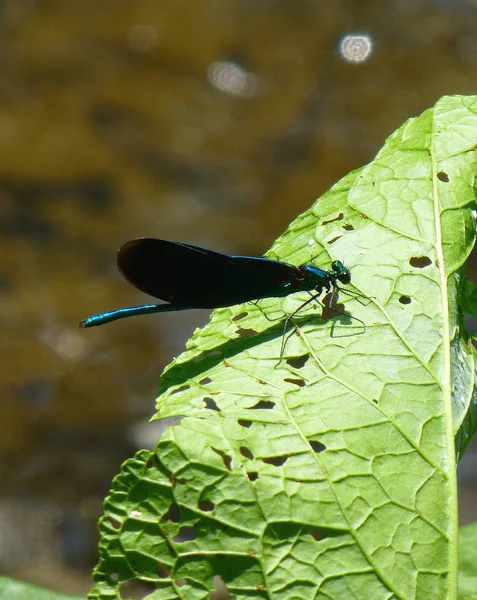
[277,290,323,365]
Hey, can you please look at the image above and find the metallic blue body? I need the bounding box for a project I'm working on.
[80,238,351,328]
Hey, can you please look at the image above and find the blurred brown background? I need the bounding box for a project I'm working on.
[1,0,477,595]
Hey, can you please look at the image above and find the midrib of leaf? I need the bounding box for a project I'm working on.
[431,106,458,594]
[295,331,449,595]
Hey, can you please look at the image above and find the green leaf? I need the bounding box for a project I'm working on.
[0,577,83,600]
[461,275,477,318]
[459,522,477,599]
[90,96,477,599]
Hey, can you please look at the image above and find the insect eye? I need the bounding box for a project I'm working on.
[339,272,351,285]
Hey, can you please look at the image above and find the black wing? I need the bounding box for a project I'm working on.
[117,238,301,308]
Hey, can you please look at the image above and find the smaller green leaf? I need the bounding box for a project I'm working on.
[459,522,477,599]
[0,577,83,600]
[461,275,477,319]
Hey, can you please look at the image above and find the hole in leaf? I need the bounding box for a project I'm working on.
[250,400,275,410]
[437,171,449,182]
[171,384,190,395]
[311,527,328,541]
[327,235,342,245]
[235,327,257,338]
[157,561,170,578]
[240,446,254,460]
[111,572,119,581]
[372,398,379,404]
[263,455,289,466]
[286,354,309,369]
[409,256,432,268]
[342,224,354,231]
[310,440,326,453]
[108,518,121,530]
[174,526,198,542]
[238,419,252,428]
[204,397,220,411]
[232,312,248,321]
[212,447,233,471]
[310,526,346,541]
[199,377,212,385]
[284,378,306,388]
[198,500,215,512]
[175,578,187,587]
[321,212,343,225]
[163,502,181,523]
[120,580,156,599]
[247,471,259,481]
[399,295,411,305]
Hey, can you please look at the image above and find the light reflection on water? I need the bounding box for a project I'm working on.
[207,61,258,97]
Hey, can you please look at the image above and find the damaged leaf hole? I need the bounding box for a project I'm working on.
[263,455,289,466]
[199,377,212,385]
[284,377,306,388]
[157,562,170,579]
[163,502,181,523]
[247,471,259,481]
[409,256,432,268]
[173,526,198,543]
[250,400,275,410]
[311,527,335,541]
[311,528,326,541]
[437,171,449,182]
[240,446,254,460]
[232,311,248,321]
[173,476,187,486]
[286,354,309,369]
[198,500,215,512]
[399,295,411,305]
[204,397,220,411]
[238,419,252,428]
[212,447,233,471]
[327,235,342,245]
[171,384,190,395]
[309,440,326,453]
[119,580,157,598]
[108,517,121,530]
[342,224,354,231]
[321,212,343,225]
